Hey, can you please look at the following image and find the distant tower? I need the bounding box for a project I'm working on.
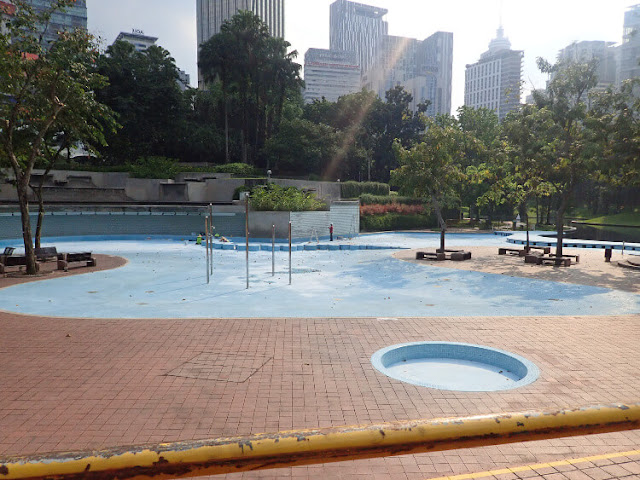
[330,0,388,74]
[464,26,523,121]
[303,48,361,104]
[197,0,284,44]
[361,31,453,116]
[196,0,285,88]
[26,0,87,47]
[618,4,640,84]
[114,30,158,52]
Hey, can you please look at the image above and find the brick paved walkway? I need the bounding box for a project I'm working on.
[1,312,639,478]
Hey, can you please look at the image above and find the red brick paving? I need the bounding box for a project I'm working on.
[0,312,639,478]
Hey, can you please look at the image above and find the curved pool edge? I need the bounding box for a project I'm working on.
[371,341,540,392]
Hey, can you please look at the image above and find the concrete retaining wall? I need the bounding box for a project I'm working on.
[0,202,359,241]
[0,170,343,204]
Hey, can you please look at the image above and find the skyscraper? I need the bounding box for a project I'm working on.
[330,0,388,74]
[559,41,617,90]
[0,1,15,36]
[27,0,87,46]
[303,48,361,103]
[196,0,285,88]
[197,0,284,45]
[114,30,158,52]
[464,26,523,121]
[361,31,453,116]
[618,4,640,84]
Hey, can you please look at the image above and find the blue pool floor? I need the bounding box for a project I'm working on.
[0,234,639,319]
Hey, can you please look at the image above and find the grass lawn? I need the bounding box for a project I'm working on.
[585,209,640,226]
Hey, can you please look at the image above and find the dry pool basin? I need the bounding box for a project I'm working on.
[371,342,540,392]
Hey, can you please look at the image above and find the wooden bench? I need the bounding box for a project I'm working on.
[416,251,446,261]
[524,253,544,264]
[35,247,63,262]
[526,254,572,267]
[538,256,572,267]
[499,246,551,257]
[57,252,96,271]
[548,253,580,263]
[416,251,471,261]
[499,247,525,256]
[0,255,39,274]
[450,251,471,261]
[526,245,552,254]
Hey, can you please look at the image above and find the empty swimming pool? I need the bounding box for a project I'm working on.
[0,234,639,319]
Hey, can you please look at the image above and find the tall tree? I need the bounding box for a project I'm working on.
[0,0,115,274]
[588,78,640,189]
[96,42,185,164]
[525,58,599,257]
[198,11,302,166]
[391,117,465,251]
[368,86,428,182]
[456,106,502,222]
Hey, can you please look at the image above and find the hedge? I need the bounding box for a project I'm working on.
[249,184,327,212]
[211,163,261,176]
[359,194,423,206]
[340,181,390,198]
[360,213,437,232]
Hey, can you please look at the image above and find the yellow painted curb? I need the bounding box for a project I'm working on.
[1,403,639,479]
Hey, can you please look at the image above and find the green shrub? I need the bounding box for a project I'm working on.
[359,194,423,206]
[360,213,437,232]
[249,184,327,212]
[233,185,251,201]
[212,163,261,176]
[341,181,390,198]
[127,157,181,179]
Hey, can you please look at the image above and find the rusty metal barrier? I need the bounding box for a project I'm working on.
[1,402,639,480]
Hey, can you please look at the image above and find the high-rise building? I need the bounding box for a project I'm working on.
[27,0,87,46]
[362,31,453,116]
[558,41,617,92]
[197,0,284,44]
[0,1,15,36]
[303,48,361,103]
[464,26,523,122]
[115,30,158,52]
[196,0,284,88]
[330,0,388,74]
[112,30,192,90]
[618,4,640,84]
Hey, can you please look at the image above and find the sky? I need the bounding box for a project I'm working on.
[86,0,639,113]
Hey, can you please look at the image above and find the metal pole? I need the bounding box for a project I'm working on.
[288,221,292,286]
[209,204,214,275]
[245,195,250,290]
[205,216,210,285]
[272,224,275,277]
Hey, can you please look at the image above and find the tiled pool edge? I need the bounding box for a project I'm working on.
[371,341,540,392]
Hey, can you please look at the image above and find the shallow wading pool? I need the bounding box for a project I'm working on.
[371,342,540,391]
[0,233,639,319]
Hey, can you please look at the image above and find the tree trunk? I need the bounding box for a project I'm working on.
[545,198,551,225]
[432,195,447,252]
[555,194,570,258]
[34,189,45,249]
[16,178,37,274]
[224,96,230,164]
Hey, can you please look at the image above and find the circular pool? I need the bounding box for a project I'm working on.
[371,342,539,392]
